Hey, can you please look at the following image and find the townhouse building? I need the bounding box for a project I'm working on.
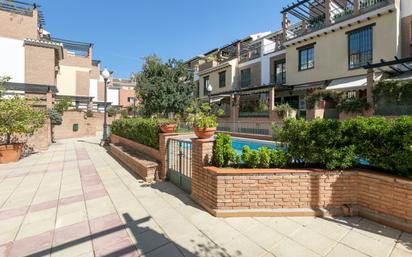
[187,0,412,135]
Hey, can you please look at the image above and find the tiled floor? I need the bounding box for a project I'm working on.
[0,136,411,257]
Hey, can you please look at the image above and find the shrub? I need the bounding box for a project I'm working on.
[241,146,288,169]
[276,103,295,119]
[107,107,118,117]
[54,97,72,115]
[48,109,62,126]
[212,133,239,167]
[343,116,412,178]
[306,89,341,109]
[186,101,224,129]
[278,118,356,170]
[110,117,174,149]
[85,110,93,118]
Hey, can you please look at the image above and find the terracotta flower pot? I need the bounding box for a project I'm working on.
[0,144,23,164]
[160,124,177,133]
[194,127,216,139]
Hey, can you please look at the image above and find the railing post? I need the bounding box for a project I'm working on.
[191,138,215,206]
[159,132,178,180]
[325,0,332,26]
[365,68,375,117]
[354,0,361,15]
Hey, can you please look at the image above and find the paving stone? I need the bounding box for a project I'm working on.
[341,230,396,257]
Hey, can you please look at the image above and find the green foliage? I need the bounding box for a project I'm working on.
[120,109,129,119]
[212,133,239,167]
[373,80,412,106]
[270,150,288,168]
[110,117,175,149]
[135,55,195,116]
[276,103,295,119]
[337,97,370,113]
[306,89,341,109]
[0,96,47,145]
[343,116,412,178]
[241,146,288,169]
[107,107,118,117]
[54,97,72,115]
[48,109,62,126]
[0,76,10,97]
[186,101,224,129]
[85,110,93,118]
[278,119,356,170]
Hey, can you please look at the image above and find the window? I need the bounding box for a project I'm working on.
[299,45,315,71]
[240,68,251,88]
[274,59,286,85]
[219,71,226,88]
[203,76,209,95]
[127,97,135,103]
[348,26,373,69]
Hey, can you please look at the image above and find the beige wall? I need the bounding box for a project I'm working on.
[57,65,91,96]
[0,9,38,40]
[24,45,56,85]
[286,12,399,85]
[199,59,238,97]
[119,88,136,107]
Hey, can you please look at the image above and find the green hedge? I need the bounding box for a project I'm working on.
[110,118,174,149]
[277,117,412,178]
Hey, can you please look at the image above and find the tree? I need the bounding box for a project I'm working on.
[135,55,195,116]
[0,96,47,145]
[54,96,72,115]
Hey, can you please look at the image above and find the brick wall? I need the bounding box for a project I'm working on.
[190,138,412,231]
[24,45,56,85]
[0,9,38,40]
[207,169,357,210]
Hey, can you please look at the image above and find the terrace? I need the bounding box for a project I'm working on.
[51,37,93,57]
[0,0,45,27]
[282,0,391,41]
[198,42,239,72]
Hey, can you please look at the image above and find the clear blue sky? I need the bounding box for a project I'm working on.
[37,0,291,78]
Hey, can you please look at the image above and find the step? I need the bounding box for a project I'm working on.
[109,143,159,182]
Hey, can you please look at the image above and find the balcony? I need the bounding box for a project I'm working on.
[0,0,45,27]
[282,0,391,41]
[240,42,262,63]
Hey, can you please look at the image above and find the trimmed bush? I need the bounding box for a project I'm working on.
[275,117,412,177]
[110,117,174,149]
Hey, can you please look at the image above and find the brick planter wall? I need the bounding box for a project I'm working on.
[190,138,412,233]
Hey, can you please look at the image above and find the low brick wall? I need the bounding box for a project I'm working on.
[190,138,412,232]
[54,111,118,140]
[110,134,161,161]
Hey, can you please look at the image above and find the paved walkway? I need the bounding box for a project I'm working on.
[0,137,411,257]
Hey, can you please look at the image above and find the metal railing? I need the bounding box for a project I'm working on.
[360,0,388,10]
[167,138,192,193]
[217,122,281,137]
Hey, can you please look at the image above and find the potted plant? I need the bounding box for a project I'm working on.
[276,103,296,119]
[159,114,180,133]
[186,101,224,139]
[0,96,47,163]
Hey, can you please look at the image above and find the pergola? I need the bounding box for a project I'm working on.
[281,0,359,39]
[51,38,93,57]
[363,56,412,77]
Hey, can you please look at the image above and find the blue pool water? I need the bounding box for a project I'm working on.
[231,137,279,155]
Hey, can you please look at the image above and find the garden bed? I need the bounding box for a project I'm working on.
[193,165,412,233]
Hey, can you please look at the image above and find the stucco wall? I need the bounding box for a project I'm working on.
[0,37,25,82]
[57,65,91,96]
[199,59,238,97]
[89,79,98,101]
[107,88,119,106]
[401,0,412,18]
[24,45,56,85]
[285,12,399,85]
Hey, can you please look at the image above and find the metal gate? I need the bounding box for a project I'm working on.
[167,139,192,194]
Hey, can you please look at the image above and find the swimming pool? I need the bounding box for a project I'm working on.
[231,137,279,155]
